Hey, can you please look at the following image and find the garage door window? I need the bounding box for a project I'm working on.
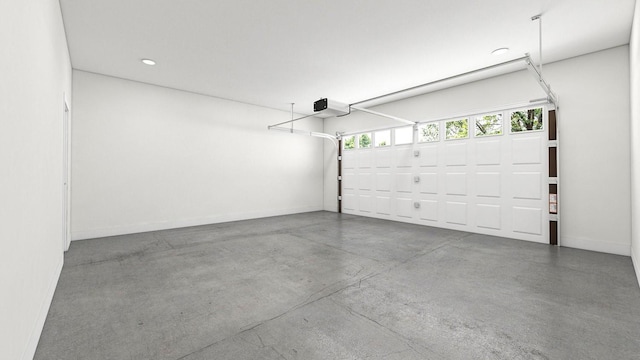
[395,127,413,145]
[475,114,503,137]
[375,130,390,147]
[343,135,356,150]
[511,107,543,132]
[445,119,469,140]
[359,133,372,148]
[418,123,439,143]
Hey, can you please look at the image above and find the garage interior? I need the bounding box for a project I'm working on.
[3,0,640,359]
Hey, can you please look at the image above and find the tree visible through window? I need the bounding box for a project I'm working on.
[343,135,356,150]
[359,133,372,148]
[511,108,543,132]
[445,119,469,140]
[475,114,503,137]
[418,123,439,142]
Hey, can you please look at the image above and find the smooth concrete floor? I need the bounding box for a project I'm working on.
[35,211,640,360]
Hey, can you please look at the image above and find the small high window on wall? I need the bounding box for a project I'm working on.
[418,123,439,143]
[475,114,503,137]
[395,126,413,145]
[343,135,356,150]
[511,107,543,132]
[375,130,390,147]
[445,119,469,140]
[359,133,372,149]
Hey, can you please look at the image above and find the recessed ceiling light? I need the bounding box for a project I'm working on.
[491,48,509,56]
[141,58,156,66]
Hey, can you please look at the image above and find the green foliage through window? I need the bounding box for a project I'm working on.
[475,114,503,137]
[359,133,372,148]
[511,108,543,132]
[418,123,439,142]
[375,130,390,147]
[445,119,469,140]
[343,135,355,150]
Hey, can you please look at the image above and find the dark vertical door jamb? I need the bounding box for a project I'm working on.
[548,110,558,245]
[338,139,343,213]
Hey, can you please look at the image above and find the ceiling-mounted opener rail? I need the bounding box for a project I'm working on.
[269,13,558,140]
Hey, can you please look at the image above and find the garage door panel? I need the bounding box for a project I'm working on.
[396,198,414,218]
[513,207,542,235]
[476,140,501,165]
[375,149,392,168]
[395,148,414,168]
[418,145,438,167]
[446,202,467,225]
[446,172,467,196]
[343,172,356,190]
[419,173,438,194]
[359,195,373,213]
[343,194,357,211]
[419,200,438,221]
[512,172,542,200]
[358,151,373,169]
[476,172,500,198]
[512,137,541,164]
[376,197,391,215]
[343,152,356,169]
[476,204,501,230]
[376,173,391,192]
[358,173,372,191]
[446,143,467,166]
[395,173,413,193]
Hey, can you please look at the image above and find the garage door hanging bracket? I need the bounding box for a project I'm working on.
[267,103,339,147]
[527,14,558,105]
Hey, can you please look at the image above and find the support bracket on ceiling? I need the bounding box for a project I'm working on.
[525,54,558,105]
[527,14,557,105]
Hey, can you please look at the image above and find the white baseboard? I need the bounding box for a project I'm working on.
[632,247,640,288]
[22,255,63,360]
[561,236,631,256]
[71,206,324,241]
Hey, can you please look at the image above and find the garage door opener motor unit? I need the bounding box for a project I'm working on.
[313,98,350,118]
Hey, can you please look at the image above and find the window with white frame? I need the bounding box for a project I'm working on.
[343,135,356,150]
[375,130,390,147]
[475,113,503,137]
[511,107,543,132]
[395,126,413,145]
[418,123,439,142]
[358,133,372,148]
[445,119,469,140]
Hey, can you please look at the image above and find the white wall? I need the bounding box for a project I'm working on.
[71,71,324,240]
[0,1,72,359]
[324,46,631,256]
[631,0,640,284]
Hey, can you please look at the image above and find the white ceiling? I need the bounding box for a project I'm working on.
[60,0,636,114]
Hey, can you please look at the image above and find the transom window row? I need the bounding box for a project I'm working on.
[343,107,543,150]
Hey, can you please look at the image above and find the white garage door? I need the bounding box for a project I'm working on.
[341,106,550,244]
